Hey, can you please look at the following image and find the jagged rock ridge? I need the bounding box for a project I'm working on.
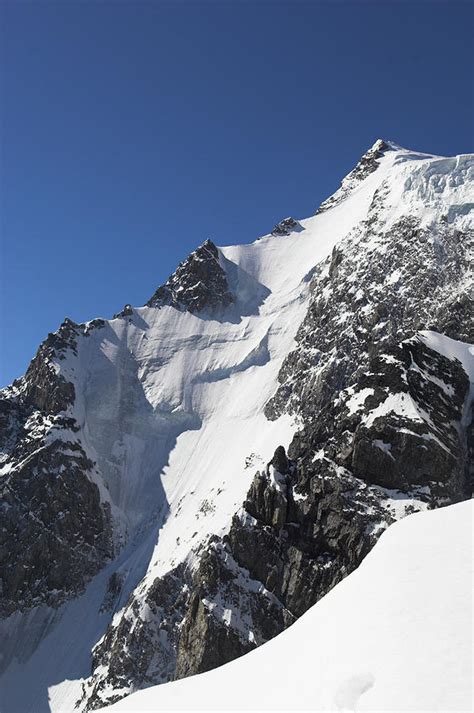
[271,216,300,236]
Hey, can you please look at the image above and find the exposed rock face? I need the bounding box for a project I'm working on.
[0,440,111,618]
[22,318,79,414]
[0,319,113,618]
[271,216,300,236]
[146,239,234,313]
[347,338,469,496]
[82,565,191,710]
[265,211,472,423]
[174,535,294,680]
[169,330,471,677]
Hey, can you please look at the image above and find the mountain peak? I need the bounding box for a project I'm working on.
[366,137,393,154]
[349,137,394,176]
[270,216,301,236]
[316,138,394,215]
[146,238,234,313]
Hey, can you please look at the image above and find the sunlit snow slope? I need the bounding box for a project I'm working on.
[58,156,387,571]
[102,500,473,713]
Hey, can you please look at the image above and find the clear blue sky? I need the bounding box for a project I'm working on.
[1,0,472,387]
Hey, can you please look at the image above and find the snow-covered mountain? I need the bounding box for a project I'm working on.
[0,140,472,712]
[100,499,473,713]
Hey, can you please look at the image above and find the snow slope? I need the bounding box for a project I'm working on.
[102,500,473,713]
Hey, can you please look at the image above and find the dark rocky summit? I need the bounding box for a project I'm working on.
[146,239,234,313]
[271,217,300,236]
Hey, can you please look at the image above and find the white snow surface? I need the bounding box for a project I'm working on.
[1,141,473,712]
[101,500,473,713]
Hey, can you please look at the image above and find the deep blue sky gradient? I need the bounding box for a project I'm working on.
[1,0,473,386]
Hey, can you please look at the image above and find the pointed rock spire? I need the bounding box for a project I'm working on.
[146,239,234,313]
[271,217,300,236]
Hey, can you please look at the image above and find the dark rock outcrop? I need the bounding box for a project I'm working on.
[113,304,134,319]
[0,439,112,617]
[146,239,234,313]
[174,538,293,680]
[22,318,80,414]
[171,332,471,677]
[271,217,300,236]
[83,566,191,710]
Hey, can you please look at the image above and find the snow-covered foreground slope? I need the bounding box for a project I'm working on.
[0,140,472,712]
[103,500,473,713]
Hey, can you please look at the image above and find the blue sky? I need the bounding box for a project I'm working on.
[1,0,472,386]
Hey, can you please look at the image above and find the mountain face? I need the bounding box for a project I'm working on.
[0,141,472,712]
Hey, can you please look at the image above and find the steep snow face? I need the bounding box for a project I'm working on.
[47,140,422,561]
[67,209,367,552]
[100,500,474,713]
[0,140,472,712]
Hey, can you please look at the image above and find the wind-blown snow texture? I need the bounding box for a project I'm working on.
[101,500,473,712]
[0,140,472,712]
